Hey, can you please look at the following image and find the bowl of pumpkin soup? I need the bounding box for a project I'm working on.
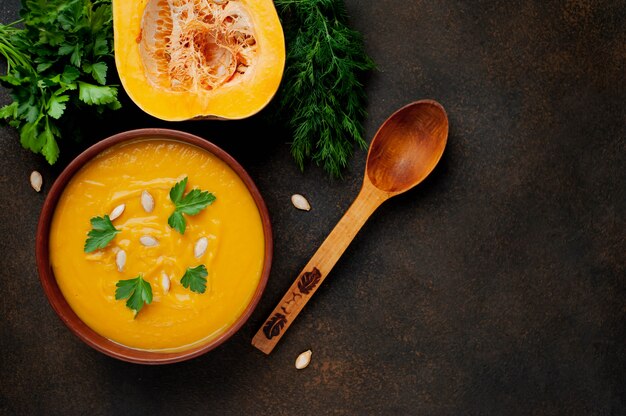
[36,129,272,364]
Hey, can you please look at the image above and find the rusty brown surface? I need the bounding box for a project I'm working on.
[0,0,624,414]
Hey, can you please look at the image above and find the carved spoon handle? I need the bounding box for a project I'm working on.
[252,181,387,354]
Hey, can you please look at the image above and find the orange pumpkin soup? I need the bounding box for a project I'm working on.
[49,139,265,351]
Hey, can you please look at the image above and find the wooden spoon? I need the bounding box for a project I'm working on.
[252,100,449,354]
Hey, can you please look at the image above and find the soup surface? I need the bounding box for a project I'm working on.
[50,138,265,351]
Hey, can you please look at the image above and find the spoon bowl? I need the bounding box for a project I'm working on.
[253,99,449,354]
[366,100,449,193]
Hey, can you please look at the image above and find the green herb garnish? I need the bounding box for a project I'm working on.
[180,265,208,294]
[115,275,153,314]
[167,177,216,235]
[274,0,374,177]
[0,0,120,164]
[84,215,120,253]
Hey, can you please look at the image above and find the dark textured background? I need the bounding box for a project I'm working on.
[0,0,624,415]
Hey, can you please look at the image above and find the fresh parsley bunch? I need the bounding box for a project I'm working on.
[275,0,374,177]
[0,0,120,164]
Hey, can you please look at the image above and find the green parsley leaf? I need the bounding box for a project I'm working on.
[78,82,118,105]
[39,119,59,164]
[0,73,24,86]
[169,176,188,204]
[115,275,153,314]
[70,46,82,67]
[90,4,112,33]
[93,36,108,57]
[36,62,53,73]
[42,129,60,164]
[20,119,43,152]
[47,94,69,119]
[167,211,186,235]
[18,101,39,124]
[90,62,108,85]
[167,177,216,234]
[61,65,80,83]
[58,44,75,56]
[0,74,23,86]
[0,102,18,120]
[42,119,60,164]
[107,100,122,111]
[84,215,120,253]
[176,189,217,215]
[180,265,208,294]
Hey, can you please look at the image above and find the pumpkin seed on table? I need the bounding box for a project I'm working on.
[295,349,312,369]
[291,194,311,211]
[30,171,42,192]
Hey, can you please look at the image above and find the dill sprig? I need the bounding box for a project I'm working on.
[275,0,374,178]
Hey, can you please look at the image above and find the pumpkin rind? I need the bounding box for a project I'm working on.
[113,0,285,120]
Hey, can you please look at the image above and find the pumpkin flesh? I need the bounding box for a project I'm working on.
[113,0,285,120]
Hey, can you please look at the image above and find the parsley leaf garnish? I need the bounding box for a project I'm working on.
[167,177,216,234]
[168,211,186,235]
[84,215,120,253]
[180,265,208,294]
[115,275,153,314]
[169,176,187,203]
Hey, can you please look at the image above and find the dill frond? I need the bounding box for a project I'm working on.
[275,0,374,178]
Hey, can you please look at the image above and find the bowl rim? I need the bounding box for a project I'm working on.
[35,128,273,364]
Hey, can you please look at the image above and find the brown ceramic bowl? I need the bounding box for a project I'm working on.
[36,129,273,364]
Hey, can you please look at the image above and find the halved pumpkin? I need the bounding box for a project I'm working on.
[113,0,285,120]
